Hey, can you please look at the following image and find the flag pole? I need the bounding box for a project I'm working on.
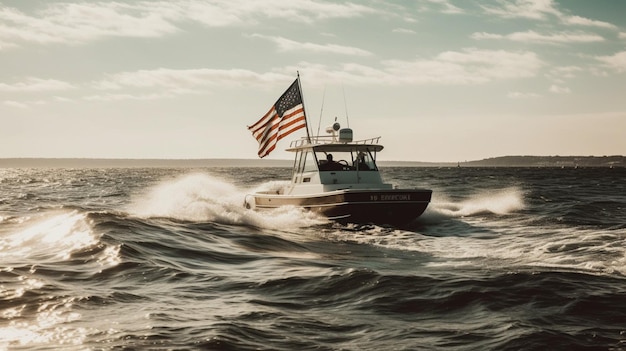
[297,71,312,143]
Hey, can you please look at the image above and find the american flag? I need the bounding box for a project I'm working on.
[248,78,307,158]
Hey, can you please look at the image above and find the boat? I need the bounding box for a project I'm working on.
[244,75,432,226]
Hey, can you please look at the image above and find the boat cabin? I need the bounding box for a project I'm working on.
[284,132,392,195]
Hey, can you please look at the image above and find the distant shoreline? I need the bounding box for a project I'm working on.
[1,156,624,168]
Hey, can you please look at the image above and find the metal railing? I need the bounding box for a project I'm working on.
[290,136,381,148]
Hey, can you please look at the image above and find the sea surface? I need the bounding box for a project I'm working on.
[1,166,625,350]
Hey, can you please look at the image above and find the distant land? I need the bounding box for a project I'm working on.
[458,155,626,168]
[0,156,624,168]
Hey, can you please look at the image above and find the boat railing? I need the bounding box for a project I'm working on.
[290,136,381,148]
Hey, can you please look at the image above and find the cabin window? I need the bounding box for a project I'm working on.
[317,151,350,171]
[291,151,305,183]
[356,150,377,171]
[293,151,304,175]
[302,151,318,173]
[316,150,377,171]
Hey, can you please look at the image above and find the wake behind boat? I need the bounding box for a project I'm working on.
[245,75,431,225]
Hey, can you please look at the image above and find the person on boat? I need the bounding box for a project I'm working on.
[355,152,370,171]
[319,154,343,171]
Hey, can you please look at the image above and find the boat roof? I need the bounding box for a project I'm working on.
[286,136,384,153]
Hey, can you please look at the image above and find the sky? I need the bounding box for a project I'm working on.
[1,0,625,162]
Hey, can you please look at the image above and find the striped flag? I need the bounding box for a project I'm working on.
[248,78,307,158]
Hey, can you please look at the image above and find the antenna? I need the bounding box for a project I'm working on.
[342,84,350,127]
[316,85,326,138]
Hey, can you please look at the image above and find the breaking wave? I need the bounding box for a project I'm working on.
[126,173,326,229]
[428,187,525,218]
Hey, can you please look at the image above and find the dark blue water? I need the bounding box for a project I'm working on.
[1,167,625,350]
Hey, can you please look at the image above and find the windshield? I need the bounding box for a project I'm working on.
[316,150,377,171]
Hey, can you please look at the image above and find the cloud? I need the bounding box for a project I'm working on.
[84,92,178,102]
[564,15,617,30]
[93,68,292,92]
[0,41,18,51]
[551,66,583,75]
[0,1,377,48]
[292,49,544,85]
[471,30,604,44]
[507,91,541,99]
[420,0,464,14]
[546,65,583,83]
[470,32,503,40]
[0,3,178,46]
[3,100,29,108]
[0,78,75,92]
[250,34,372,56]
[549,84,571,94]
[225,0,377,22]
[423,48,543,82]
[595,51,626,73]
[481,0,618,30]
[392,28,417,35]
[53,96,74,103]
[481,0,560,20]
[82,48,544,101]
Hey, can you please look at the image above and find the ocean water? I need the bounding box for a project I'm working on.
[1,166,625,350]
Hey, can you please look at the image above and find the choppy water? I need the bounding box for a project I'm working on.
[1,166,625,350]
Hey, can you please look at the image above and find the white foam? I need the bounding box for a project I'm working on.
[426,187,525,219]
[253,180,291,194]
[127,173,243,222]
[0,209,121,276]
[127,173,327,229]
